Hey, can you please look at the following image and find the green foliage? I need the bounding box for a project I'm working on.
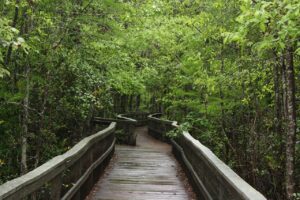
[166,122,190,139]
[0,0,299,199]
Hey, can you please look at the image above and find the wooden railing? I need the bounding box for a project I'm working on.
[0,112,267,200]
[94,112,149,146]
[148,113,267,200]
[94,116,137,146]
[147,113,175,142]
[0,122,116,200]
[118,112,149,126]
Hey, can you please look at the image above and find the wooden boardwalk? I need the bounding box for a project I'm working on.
[86,127,195,200]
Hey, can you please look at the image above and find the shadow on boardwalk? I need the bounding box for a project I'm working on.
[86,126,196,200]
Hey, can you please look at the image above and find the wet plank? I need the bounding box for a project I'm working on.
[87,127,195,200]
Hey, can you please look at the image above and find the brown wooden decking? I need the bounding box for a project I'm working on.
[86,127,195,200]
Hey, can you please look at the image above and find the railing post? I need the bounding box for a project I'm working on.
[79,149,93,199]
[69,160,82,200]
[50,175,62,200]
[128,123,136,145]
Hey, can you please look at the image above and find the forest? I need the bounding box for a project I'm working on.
[0,0,299,199]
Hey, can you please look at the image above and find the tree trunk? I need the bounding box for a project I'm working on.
[284,47,296,200]
[120,94,127,113]
[129,95,133,112]
[136,95,140,111]
[82,103,95,136]
[21,65,30,174]
[281,56,288,120]
[274,56,282,134]
[5,0,20,66]
[272,54,285,197]
[113,93,118,113]
[150,96,155,112]
[219,58,231,163]
[35,77,49,168]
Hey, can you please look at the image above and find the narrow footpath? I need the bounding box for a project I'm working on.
[87,126,196,200]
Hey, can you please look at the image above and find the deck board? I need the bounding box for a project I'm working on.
[87,127,195,200]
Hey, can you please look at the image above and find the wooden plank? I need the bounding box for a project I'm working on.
[87,127,196,200]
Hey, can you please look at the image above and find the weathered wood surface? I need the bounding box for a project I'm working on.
[87,126,195,200]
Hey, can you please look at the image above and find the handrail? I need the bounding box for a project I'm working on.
[117,114,138,123]
[148,114,267,200]
[148,113,178,126]
[118,112,149,126]
[93,115,137,146]
[93,112,149,146]
[147,113,177,142]
[93,117,136,124]
[0,122,116,200]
